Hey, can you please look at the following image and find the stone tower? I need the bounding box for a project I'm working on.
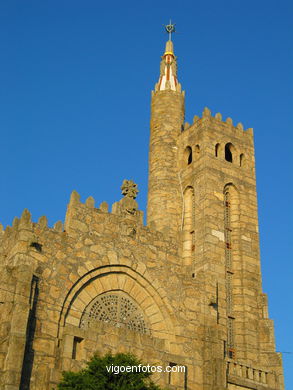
[0,36,284,390]
[147,39,184,236]
[147,37,284,387]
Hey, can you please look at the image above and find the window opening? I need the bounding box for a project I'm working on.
[72,337,83,360]
[225,143,233,162]
[215,143,220,157]
[184,146,192,165]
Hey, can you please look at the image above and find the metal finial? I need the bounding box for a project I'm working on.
[165,20,175,41]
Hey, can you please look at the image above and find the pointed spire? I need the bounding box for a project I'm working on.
[155,39,182,93]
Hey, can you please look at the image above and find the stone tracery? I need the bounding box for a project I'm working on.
[80,291,149,334]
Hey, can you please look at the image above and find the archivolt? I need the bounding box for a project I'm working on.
[58,265,175,342]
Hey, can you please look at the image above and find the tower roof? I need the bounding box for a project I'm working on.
[154,39,182,93]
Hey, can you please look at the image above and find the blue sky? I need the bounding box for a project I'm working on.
[0,0,292,386]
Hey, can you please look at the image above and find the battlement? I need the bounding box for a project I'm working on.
[183,106,253,138]
[177,107,256,173]
[64,188,144,237]
[0,186,181,270]
[0,181,143,239]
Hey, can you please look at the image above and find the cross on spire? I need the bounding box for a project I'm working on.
[165,20,175,41]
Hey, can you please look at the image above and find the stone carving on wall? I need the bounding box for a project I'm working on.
[120,180,139,215]
[112,180,140,217]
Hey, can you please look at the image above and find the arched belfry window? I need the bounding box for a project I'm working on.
[184,146,192,165]
[225,143,234,163]
[80,291,149,334]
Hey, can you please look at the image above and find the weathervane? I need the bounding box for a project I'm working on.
[165,20,176,41]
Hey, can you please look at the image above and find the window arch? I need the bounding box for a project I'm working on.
[184,146,193,166]
[225,143,235,163]
[195,144,200,155]
[240,153,245,167]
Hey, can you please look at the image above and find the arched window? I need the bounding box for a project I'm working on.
[184,146,192,165]
[225,143,234,163]
[240,153,245,167]
[215,143,220,157]
[182,186,195,265]
[195,144,200,155]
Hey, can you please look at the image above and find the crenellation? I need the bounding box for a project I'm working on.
[38,215,48,229]
[202,106,212,117]
[186,107,253,145]
[226,117,233,126]
[12,217,19,229]
[178,115,255,183]
[85,196,95,208]
[19,208,32,230]
[99,201,109,212]
[245,127,254,138]
[53,221,63,232]
[215,112,222,121]
[69,189,80,206]
[2,225,13,241]
[236,122,244,131]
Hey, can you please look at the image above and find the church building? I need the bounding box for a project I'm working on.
[0,30,284,389]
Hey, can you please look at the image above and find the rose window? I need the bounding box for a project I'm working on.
[80,291,149,334]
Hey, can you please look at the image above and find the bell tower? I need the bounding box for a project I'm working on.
[146,25,284,388]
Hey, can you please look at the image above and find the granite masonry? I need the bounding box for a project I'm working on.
[0,39,284,390]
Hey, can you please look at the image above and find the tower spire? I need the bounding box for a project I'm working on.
[147,23,185,235]
[155,22,182,93]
